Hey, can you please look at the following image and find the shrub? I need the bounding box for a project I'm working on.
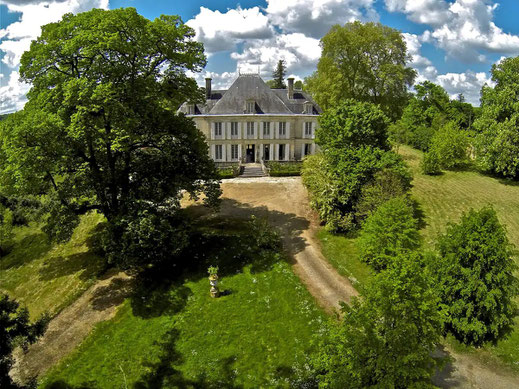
[421,150,442,175]
[265,161,302,177]
[358,196,420,271]
[433,207,519,346]
[314,252,443,388]
[429,121,469,169]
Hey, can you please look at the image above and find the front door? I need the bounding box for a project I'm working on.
[264,144,270,161]
[246,144,255,163]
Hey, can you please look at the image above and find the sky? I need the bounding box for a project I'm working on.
[2,0,519,113]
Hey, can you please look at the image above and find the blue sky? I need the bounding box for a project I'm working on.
[2,0,519,113]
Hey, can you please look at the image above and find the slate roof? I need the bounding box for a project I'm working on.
[180,74,322,115]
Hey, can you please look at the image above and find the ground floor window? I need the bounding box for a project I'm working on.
[215,144,223,160]
[279,144,285,160]
[264,144,270,161]
[304,143,312,156]
[231,144,239,160]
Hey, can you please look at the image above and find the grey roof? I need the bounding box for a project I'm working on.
[180,74,322,115]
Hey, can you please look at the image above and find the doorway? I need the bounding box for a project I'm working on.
[246,144,255,163]
[263,144,270,161]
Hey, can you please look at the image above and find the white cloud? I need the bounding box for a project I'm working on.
[265,0,378,38]
[385,0,450,26]
[436,70,494,104]
[186,6,273,54]
[0,0,108,113]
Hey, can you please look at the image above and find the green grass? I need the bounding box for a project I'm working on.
[0,212,106,319]
[40,218,327,388]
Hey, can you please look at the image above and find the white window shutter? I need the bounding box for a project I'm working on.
[286,122,291,139]
[210,144,215,160]
[226,144,231,161]
[259,122,264,139]
[211,123,215,140]
[254,122,258,139]
[285,144,290,161]
[273,122,278,139]
[238,122,242,139]
[271,124,274,140]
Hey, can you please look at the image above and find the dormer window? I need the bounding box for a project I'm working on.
[304,102,313,114]
[245,100,255,114]
[187,104,195,115]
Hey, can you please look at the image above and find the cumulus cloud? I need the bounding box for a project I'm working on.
[186,6,273,54]
[387,0,519,63]
[265,0,378,38]
[436,70,494,104]
[0,0,108,113]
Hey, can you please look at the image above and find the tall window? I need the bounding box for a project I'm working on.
[231,144,239,159]
[279,144,285,160]
[231,122,238,137]
[279,122,286,138]
[215,144,223,160]
[263,122,270,137]
[246,122,254,137]
[304,122,312,137]
[214,122,223,137]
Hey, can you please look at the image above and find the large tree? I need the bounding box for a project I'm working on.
[474,56,519,179]
[0,8,220,266]
[271,59,287,89]
[433,207,518,346]
[305,21,416,119]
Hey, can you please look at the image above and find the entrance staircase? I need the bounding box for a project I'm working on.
[240,164,266,178]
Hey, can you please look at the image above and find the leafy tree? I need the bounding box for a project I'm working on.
[474,56,519,179]
[358,196,420,271]
[316,99,390,152]
[1,294,47,388]
[314,252,443,388]
[0,8,220,267]
[294,80,303,90]
[421,150,442,175]
[271,59,287,89]
[305,21,416,119]
[429,121,469,169]
[433,207,519,346]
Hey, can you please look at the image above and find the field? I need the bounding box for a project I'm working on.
[40,218,327,388]
[0,213,106,319]
[317,144,519,370]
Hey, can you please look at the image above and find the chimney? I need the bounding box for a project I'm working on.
[287,77,294,99]
[205,78,212,99]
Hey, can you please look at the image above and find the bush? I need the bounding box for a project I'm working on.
[421,150,442,175]
[433,207,519,346]
[429,121,469,169]
[314,252,442,388]
[358,196,421,271]
[265,161,302,177]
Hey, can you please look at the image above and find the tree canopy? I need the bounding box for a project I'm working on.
[0,8,220,268]
[305,21,416,120]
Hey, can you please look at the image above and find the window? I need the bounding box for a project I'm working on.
[246,100,255,114]
[263,122,270,137]
[304,102,313,114]
[279,122,286,138]
[187,104,195,115]
[214,122,223,137]
[231,122,238,137]
[246,122,254,137]
[215,144,223,160]
[231,144,239,160]
[304,122,312,137]
[304,143,312,156]
[279,144,285,160]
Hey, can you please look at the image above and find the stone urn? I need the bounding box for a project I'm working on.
[208,266,220,298]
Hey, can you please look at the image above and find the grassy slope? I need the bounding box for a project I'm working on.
[317,145,519,370]
[0,213,105,319]
[40,220,327,388]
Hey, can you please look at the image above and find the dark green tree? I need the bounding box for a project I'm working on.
[0,8,220,268]
[358,196,420,271]
[474,56,519,179]
[1,294,47,388]
[305,21,416,119]
[271,59,287,89]
[314,252,443,388]
[433,207,519,346]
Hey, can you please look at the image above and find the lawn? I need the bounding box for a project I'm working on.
[40,217,327,388]
[0,212,106,319]
[317,145,519,371]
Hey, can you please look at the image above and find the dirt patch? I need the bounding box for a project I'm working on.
[10,269,133,384]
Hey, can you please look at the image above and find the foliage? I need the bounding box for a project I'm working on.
[1,293,47,388]
[432,207,519,346]
[314,252,443,388]
[271,59,287,89]
[0,204,14,257]
[0,8,221,269]
[247,216,281,251]
[358,196,420,271]
[421,150,442,175]
[316,100,390,151]
[305,21,416,120]
[265,161,302,176]
[474,56,519,179]
[302,147,410,232]
[207,265,218,276]
[429,121,470,169]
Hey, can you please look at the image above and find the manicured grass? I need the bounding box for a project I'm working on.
[40,218,327,388]
[317,229,372,291]
[0,213,106,319]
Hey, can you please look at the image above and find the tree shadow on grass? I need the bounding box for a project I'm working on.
[89,276,134,311]
[431,345,464,389]
[37,251,106,283]
[0,231,52,270]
